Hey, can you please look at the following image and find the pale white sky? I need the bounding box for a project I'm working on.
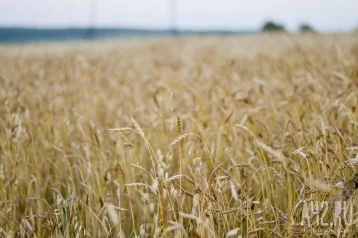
[0,0,357,31]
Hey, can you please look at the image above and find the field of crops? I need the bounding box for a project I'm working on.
[1,33,358,237]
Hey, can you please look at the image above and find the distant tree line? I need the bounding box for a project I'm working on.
[299,23,315,32]
[262,21,285,32]
[261,21,316,33]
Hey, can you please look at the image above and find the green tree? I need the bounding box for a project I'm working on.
[261,21,285,32]
[299,23,315,32]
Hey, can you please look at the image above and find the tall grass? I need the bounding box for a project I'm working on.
[0,33,358,237]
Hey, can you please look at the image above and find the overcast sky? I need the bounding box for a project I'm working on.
[1,0,357,31]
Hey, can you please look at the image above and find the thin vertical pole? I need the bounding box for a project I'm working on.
[169,0,177,35]
[88,0,98,39]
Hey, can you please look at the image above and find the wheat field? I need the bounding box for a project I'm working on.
[0,33,358,237]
